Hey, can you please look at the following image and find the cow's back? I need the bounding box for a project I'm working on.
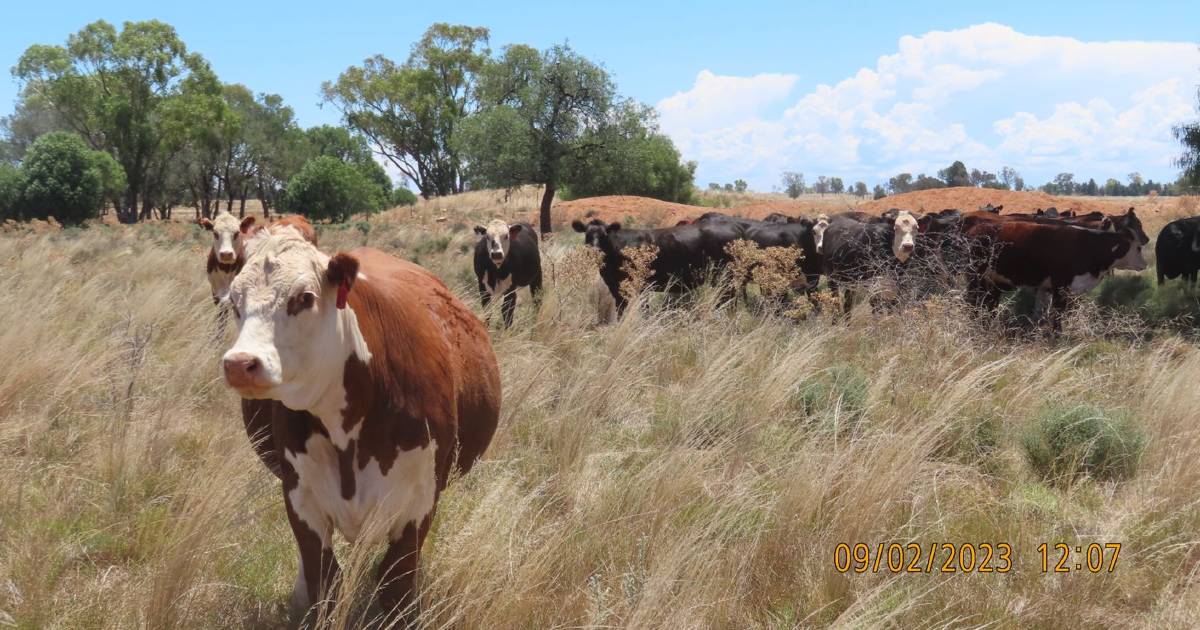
[348,248,501,481]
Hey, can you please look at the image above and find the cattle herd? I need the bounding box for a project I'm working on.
[196,198,1181,621]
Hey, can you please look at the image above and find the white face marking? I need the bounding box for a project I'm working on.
[210,212,242,264]
[285,436,438,545]
[484,219,512,265]
[223,230,372,430]
[1113,240,1147,271]
[892,211,918,262]
[813,216,830,255]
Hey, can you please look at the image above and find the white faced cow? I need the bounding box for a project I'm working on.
[199,211,256,305]
[221,225,501,619]
[472,219,542,327]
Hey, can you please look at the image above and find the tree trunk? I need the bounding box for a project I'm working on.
[120,189,139,224]
[539,183,555,234]
[239,193,247,218]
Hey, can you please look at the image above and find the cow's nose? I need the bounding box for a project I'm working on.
[218,251,235,263]
[491,252,504,262]
[223,353,262,388]
[901,243,914,252]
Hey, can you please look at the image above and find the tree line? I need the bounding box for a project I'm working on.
[0,21,695,230]
[780,159,1195,202]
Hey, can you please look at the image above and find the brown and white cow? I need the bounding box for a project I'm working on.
[200,211,256,305]
[200,212,317,305]
[200,213,319,481]
[220,224,501,619]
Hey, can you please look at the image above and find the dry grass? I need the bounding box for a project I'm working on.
[3,195,1200,629]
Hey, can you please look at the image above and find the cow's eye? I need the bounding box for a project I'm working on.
[288,291,317,316]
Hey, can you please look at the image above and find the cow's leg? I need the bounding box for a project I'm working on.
[377,514,432,624]
[501,289,517,328]
[1048,287,1069,332]
[284,487,338,619]
[530,269,544,307]
[1158,268,1166,286]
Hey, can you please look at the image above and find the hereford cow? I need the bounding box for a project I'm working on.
[199,211,256,305]
[220,225,501,619]
[200,213,318,481]
[961,214,1146,324]
[1155,216,1200,286]
[200,213,317,305]
[473,219,542,327]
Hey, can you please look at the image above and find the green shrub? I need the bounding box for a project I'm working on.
[1093,270,1200,328]
[0,163,23,220]
[791,365,869,436]
[1021,403,1145,485]
[561,133,695,204]
[282,156,382,223]
[392,187,418,207]
[20,132,114,225]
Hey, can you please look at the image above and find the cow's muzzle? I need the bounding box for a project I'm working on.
[218,251,236,264]
[223,352,266,391]
[490,252,504,263]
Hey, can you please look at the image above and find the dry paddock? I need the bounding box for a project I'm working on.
[3,197,1200,629]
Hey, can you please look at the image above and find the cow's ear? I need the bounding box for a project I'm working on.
[917,214,933,233]
[474,225,487,236]
[994,205,1003,212]
[1035,209,1044,216]
[571,220,587,233]
[1100,217,1114,231]
[326,253,360,309]
[606,222,622,233]
[240,216,256,233]
[199,218,214,231]
[509,224,523,237]
[1126,207,1136,216]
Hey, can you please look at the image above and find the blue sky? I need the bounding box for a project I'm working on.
[2,0,1198,190]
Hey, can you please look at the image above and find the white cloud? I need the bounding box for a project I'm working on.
[657,23,1200,189]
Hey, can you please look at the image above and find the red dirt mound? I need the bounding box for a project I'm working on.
[545,195,858,229]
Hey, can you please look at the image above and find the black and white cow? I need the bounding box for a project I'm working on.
[473,219,542,327]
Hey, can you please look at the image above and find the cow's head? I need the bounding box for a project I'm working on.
[201,212,255,265]
[1107,207,1149,246]
[221,227,370,411]
[573,218,621,251]
[474,219,524,266]
[891,211,919,262]
[812,214,830,255]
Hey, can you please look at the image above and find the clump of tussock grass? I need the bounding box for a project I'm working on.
[1021,402,1146,486]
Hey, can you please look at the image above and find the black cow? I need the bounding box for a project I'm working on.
[573,219,709,315]
[473,219,543,327]
[820,211,921,310]
[1156,216,1200,286]
[742,219,822,291]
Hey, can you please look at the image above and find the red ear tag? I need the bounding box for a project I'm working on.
[336,280,349,309]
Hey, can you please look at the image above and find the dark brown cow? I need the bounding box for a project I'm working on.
[220,225,501,620]
[961,212,1146,322]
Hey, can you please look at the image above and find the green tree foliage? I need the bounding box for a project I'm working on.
[324,23,490,198]
[872,184,887,200]
[813,175,829,195]
[14,20,219,223]
[938,160,970,187]
[853,181,867,198]
[734,179,748,193]
[20,131,120,224]
[392,187,418,206]
[1176,89,1200,185]
[0,163,23,219]
[912,174,945,191]
[829,177,844,195]
[282,156,384,223]
[456,43,618,232]
[781,172,805,198]
[888,173,913,194]
[304,125,391,206]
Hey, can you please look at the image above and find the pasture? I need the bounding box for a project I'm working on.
[3,190,1200,629]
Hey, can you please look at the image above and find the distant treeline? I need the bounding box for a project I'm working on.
[0,21,695,229]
